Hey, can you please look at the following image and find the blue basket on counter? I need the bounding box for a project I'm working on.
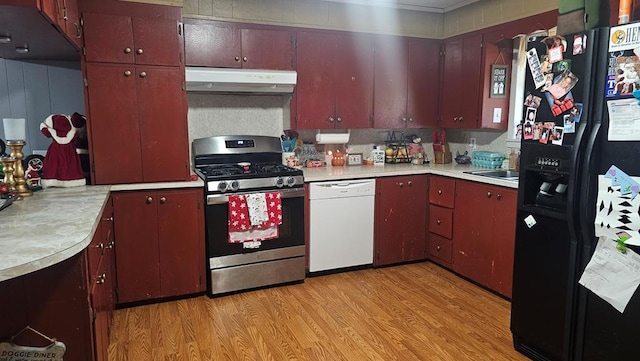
[471,151,505,169]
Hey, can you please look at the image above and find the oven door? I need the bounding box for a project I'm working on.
[205,187,304,258]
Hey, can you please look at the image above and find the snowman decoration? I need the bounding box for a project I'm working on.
[39,113,87,188]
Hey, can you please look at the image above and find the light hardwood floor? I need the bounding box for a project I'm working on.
[108,262,528,361]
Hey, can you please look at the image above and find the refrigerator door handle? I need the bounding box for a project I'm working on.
[567,121,589,236]
[579,121,601,243]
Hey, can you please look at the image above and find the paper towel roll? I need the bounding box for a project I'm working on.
[315,133,350,144]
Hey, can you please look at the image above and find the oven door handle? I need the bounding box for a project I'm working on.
[207,188,305,205]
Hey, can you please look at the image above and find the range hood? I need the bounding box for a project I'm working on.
[185,67,297,93]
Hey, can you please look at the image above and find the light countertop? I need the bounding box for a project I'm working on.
[0,167,514,283]
[0,179,203,283]
[0,186,110,282]
[303,163,519,189]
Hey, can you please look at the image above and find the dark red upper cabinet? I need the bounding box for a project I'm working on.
[440,34,482,129]
[296,31,336,129]
[295,31,373,129]
[184,20,294,70]
[83,12,181,66]
[241,28,295,70]
[373,35,409,129]
[407,38,440,129]
[374,36,439,129]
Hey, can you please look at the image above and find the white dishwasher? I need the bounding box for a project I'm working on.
[309,179,376,272]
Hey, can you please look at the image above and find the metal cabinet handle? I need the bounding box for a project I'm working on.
[453,116,458,122]
[438,189,443,195]
[408,181,413,187]
[436,245,441,251]
[139,71,147,78]
[74,22,81,38]
[106,241,115,249]
[398,182,404,188]
[146,196,153,204]
[496,194,502,200]
[96,273,106,284]
[96,242,104,249]
[234,56,240,62]
[329,117,335,123]
[436,219,442,225]
[160,197,167,204]
[102,216,113,221]
[459,116,464,122]
[124,70,132,77]
[136,48,143,55]
[336,117,342,123]
[401,117,407,123]
[487,191,492,198]
[242,56,247,62]
[124,47,132,54]
[408,117,413,123]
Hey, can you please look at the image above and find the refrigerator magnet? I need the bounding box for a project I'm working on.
[539,127,550,144]
[551,126,564,145]
[526,48,546,89]
[571,103,584,123]
[533,122,543,140]
[564,115,576,134]
[573,34,586,55]
[524,93,542,108]
[524,215,537,228]
[523,121,534,140]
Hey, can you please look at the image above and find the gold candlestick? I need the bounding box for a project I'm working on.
[0,156,17,192]
[7,140,33,199]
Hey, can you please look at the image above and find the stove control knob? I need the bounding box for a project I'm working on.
[274,177,284,188]
[285,176,296,187]
[217,181,228,192]
[229,180,240,192]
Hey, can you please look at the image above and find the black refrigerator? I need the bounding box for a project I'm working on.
[511,23,640,361]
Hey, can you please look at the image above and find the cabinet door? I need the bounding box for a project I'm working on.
[64,0,82,48]
[374,177,405,265]
[295,31,336,129]
[490,188,517,297]
[136,66,189,182]
[241,28,294,70]
[373,36,408,129]
[90,259,109,361]
[23,254,92,361]
[375,176,427,265]
[440,38,462,128]
[184,21,241,68]
[132,17,181,66]
[458,34,483,128]
[407,39,439,128]
[113,192,161,303]
[157,189,205,297]
[85,63,143,184]
[334,33,373,129]
[453,181,493,286]
[403,176,428,261]
[83,12,135,64]
[0,278,28,343]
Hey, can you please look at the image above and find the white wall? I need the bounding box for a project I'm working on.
[0,59,84,156]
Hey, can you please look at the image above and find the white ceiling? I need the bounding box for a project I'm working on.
[320,0,481,13]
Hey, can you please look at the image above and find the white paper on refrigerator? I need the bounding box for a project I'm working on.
[595,174,640,246]
[606,98,640,141]
[578,237,640,313]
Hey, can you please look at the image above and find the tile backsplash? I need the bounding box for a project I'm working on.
[186,94,512,164]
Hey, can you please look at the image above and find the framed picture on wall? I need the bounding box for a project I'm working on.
[490,64,508,98]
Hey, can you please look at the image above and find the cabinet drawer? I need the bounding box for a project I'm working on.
[429,205,453,239]
[428,233,453,265]
[429,176,455,208]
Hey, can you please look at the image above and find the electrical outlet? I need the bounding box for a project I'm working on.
[469,138,477,149]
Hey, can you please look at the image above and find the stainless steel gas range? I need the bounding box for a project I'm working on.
[192,135,305,296]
